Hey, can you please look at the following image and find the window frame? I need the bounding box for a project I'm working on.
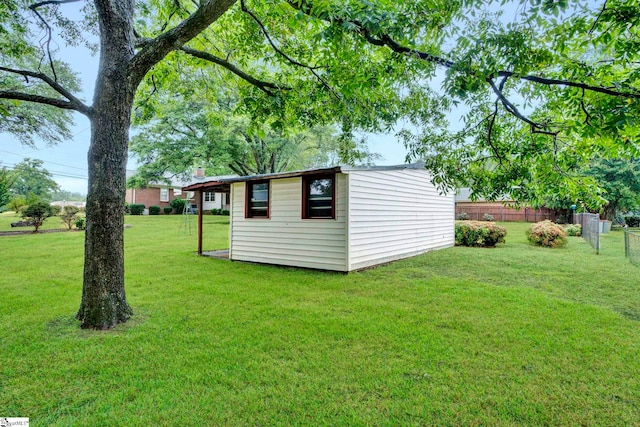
[245,180,270,219]
[159,188,169,202]
[302,173,336,219]
[204,192,216,202]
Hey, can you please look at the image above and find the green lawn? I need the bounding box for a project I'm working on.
[1,216,638,426]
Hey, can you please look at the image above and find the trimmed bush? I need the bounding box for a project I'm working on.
[170,198,187,214]
[22,202,56,232]
[221,209,230,216]
[565,223,582,236]
[625,216,640,228]
[209,208,221,215]
[129,203,145,215]
[483,213,494,222]
[527,220,568,248]
[163,206,173,214]
[456,212,469,220]
[455,220,507,247]
[149,205,161,215]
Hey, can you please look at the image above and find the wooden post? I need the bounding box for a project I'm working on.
[197,189,203,255]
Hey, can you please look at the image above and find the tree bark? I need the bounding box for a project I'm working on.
[76,0,136,329]
[75,0,238,328]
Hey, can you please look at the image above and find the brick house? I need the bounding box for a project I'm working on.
[125,168,231,213]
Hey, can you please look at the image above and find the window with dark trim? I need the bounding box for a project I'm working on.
[302,174,335,219]
[246,180,270,218]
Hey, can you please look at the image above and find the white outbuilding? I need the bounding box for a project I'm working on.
[185,163,455,272]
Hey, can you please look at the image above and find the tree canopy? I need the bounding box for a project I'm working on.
[9,158,60,201]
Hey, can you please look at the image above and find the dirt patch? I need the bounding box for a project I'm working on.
[0,228,82,237]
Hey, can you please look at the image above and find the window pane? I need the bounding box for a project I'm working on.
[305,176,334,218]
[248,182,269,218]
[309,179,332,197]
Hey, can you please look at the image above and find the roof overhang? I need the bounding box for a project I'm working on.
[182,181,231,192]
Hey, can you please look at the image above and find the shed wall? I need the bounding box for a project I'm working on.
[347,169,454,270]
[229,175,348,271]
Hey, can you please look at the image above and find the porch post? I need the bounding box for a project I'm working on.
[198,189,203,255]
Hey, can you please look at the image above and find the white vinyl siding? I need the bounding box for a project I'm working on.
[346,169,454,270]
[230,175,348,271]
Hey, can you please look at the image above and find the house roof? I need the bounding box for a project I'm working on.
[182,163,426,191]
[220,162,426,183]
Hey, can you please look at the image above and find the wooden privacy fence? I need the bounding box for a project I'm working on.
[455,202,563,222]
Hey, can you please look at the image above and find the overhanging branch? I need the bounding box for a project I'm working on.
[130,0,238,85]
[286,0,640,100]
[0,90,79,111]
[241,0,339,98]
[0,66,91,115]
[178,46,290,94]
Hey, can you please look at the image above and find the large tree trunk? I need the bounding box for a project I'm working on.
[76,0,136,329]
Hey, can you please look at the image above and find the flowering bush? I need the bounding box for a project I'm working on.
[527,220,568,248]
[456,212,470,220]
[565,223,582,236]
[455,221,507,247]
[483,213,494,222]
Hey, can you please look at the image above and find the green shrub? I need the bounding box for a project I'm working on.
[209,208,221,215]
[170,198,187,214]
[565,223,582,236]
[527,220,568,248]
[149,205,161,215]
[455,220,507,247]
[60,206,80,230]
[483,213,494,222]
[22,202,56,232]
[456,212,469,220]
[75,217,86,230]
[129,204,145,215]
[163,206,173,214]
[221,209,230,216]
[625,216,640,228]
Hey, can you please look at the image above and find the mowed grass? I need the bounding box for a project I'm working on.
[0,216,638,426]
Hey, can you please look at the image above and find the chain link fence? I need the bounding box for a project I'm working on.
[575,213,600,254]
[625,227,640,266]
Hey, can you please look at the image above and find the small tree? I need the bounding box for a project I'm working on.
[8,195,28,214]
[60,206,80,230]
[22,202,56,232]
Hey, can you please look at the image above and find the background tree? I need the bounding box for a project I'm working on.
[9,158,59,201]
[129,65,379,184]
[586,158,640,220]
[0,166,15,209]
[21,201,56,232]
[2,0,639,329]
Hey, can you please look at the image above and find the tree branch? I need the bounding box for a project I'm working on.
[0,66,91,115]
[130,0,238,86]
[28,0,82,81]
[178,45,289,94]
[241,0,339,99]
[286,0,640,99]
[0,90,79,111]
